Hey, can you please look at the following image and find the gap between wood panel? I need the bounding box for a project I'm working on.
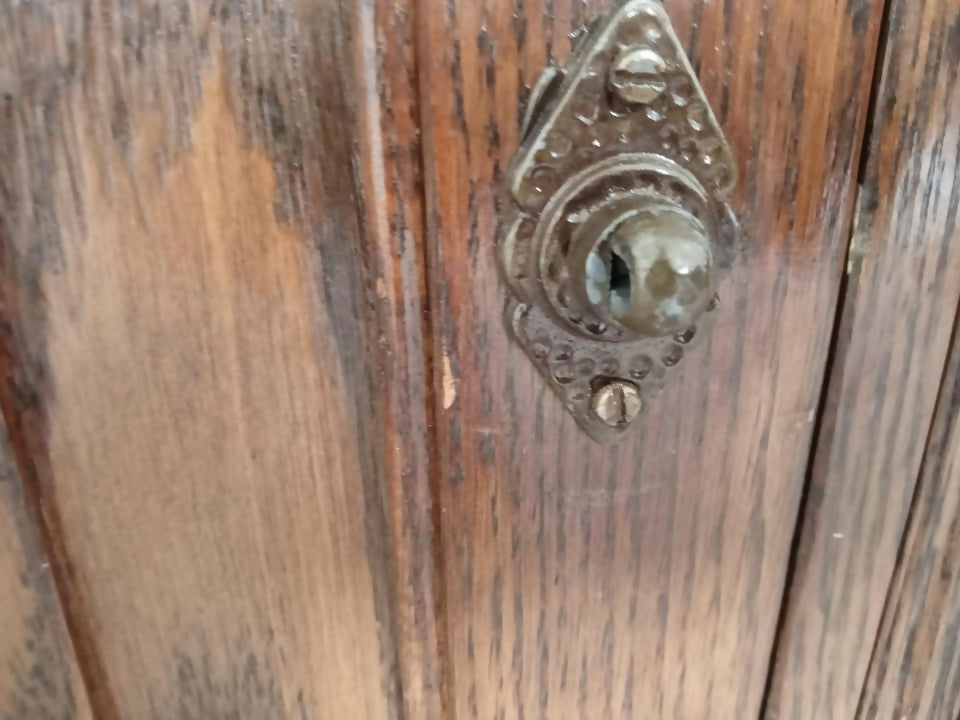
[352,1,446,716]
[757,0,898,713]
[403,0,458,715]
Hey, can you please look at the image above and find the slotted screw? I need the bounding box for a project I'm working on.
[591,381,643,427]
[609,47,667,104]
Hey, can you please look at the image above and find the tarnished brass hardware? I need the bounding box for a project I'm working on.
[499,0,740,443]
[592,380,644,428]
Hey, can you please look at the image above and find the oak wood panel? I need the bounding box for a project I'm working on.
[858,307,960,720]
[0,411,92,719]
[417,0,886,718]
[0,1,440,718]
[766,0,960,715]
[864,309,960,720]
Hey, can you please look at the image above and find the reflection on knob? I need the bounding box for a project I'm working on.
[583,205,713,337]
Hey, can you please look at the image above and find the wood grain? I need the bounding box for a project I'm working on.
[765,0,960,716]
[355,1,446,716]
[0,1,440,718]
[416,0,886,717]
[0,410,92,719]
[857,307,960,719]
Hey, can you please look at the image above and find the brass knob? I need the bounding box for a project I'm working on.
[581,204,713,337]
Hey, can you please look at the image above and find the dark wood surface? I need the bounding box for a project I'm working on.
[0,411,91,719]
[0,1,440,718]
[417,0,885,717]
[354,2,445,716]
[4,0,960,717]
[765,0,960,715]
[859,308,960,719]
[859,306,960,719]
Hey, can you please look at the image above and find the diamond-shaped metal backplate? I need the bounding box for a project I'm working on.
[499,0,740,443]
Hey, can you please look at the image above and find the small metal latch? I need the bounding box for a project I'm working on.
[499,0,740,443]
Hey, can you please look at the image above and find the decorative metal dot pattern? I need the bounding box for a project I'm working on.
[498,0,740,443]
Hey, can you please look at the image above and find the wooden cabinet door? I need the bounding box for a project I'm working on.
[416,0,886,717]
[1,0,959,718]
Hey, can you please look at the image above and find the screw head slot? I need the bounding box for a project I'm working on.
[592,380,643,427]
[609,47,668,104]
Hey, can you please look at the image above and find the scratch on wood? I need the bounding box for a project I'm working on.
[442,351,457,409]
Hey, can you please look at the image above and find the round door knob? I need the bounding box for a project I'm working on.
[582,205,714,337]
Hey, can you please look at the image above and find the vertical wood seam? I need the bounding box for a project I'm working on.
[758,0,896,713]
[411,0,456,714]
[342,2,413,715]
[757,203,855,720]
[348,0,453,715]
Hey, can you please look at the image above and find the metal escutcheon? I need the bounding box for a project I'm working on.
[499,0,740,443]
